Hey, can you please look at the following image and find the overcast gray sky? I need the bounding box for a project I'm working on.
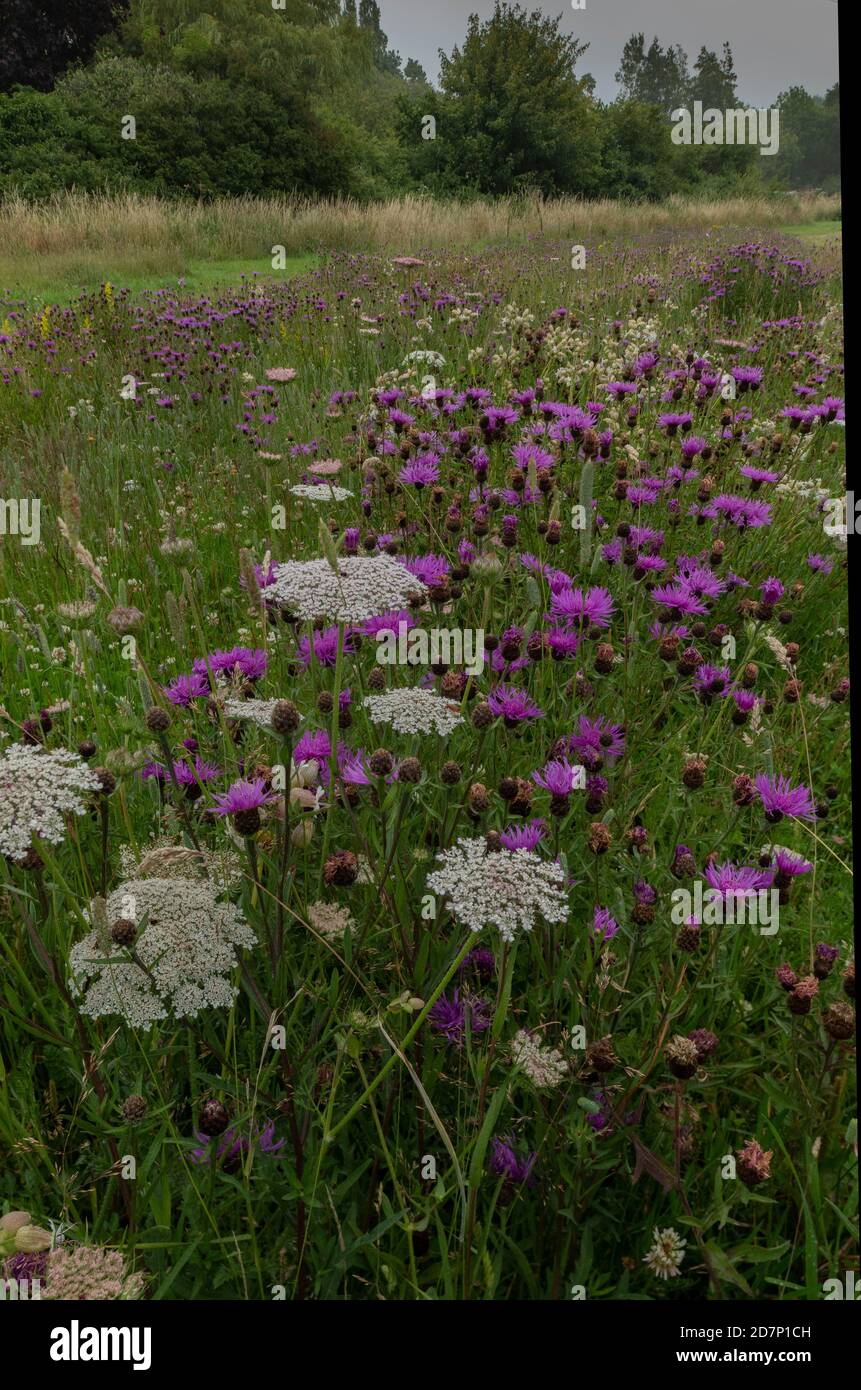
[383,0,840,104]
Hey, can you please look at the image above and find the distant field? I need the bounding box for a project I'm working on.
[0,189,841,304]
[780,220,842,242]
[0,252,318,306]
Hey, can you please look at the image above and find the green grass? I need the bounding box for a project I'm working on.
[0,253,318,306]
[0,224,852,1304]
[780,220,842,242]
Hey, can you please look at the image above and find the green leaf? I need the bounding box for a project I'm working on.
[704,1241,753,1295]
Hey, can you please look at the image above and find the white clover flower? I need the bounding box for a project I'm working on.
[643,1227,686,1280]
[426,836,568,942]
[363,687,464,736]
[269,554,428,624]
[511,1029,569,1089]
[69,877,256,1030]
[0,744,103,863]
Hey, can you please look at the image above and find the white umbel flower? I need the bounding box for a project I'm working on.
[118,840,242,891]
[69,877,256,1030]
[0,744,102,863]
[224,697,294,731]
[426,836,568,941]
[289,484,353,502]
[269,554,428,623]
[308,900,354,942]
[643,1227,686,1280]
[402,350,446,368]
[363,687,464,736]
[511,1029,569,1089]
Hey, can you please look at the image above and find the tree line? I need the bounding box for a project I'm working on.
[0,1,841,200]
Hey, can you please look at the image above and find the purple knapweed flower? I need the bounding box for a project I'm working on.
[703,862,774,898]
[755,774,816,823]
[428,989,492,1045]
[592,906,619,942]
[487,685,545,725]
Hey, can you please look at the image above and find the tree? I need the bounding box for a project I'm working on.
[0,0,130,91]
[771,83,841,190]
[358,0,401,74]
[599,100,682,200]
[400,2,600,196]
[1,52,354,196]
[689,42,738,110]
[615,33,689,114]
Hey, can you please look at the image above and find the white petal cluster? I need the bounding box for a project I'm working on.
[269,554,428,623]
[426,836,568,941]
[363,686,464,736]
[511,1029,569,1089]
[289,484,353,502]
[118,839,242,891]
[402,350,446,368]
[0,744,102,863]
[69,877,256,1030]
[224,697,287,731]
[307,900,354,942]
[643,1227,686,1280]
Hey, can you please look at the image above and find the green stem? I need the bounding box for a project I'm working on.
[324,936,473,1144]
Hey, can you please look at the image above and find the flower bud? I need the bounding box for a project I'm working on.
[15,1224,52,1253]
[0,1211,31,1241]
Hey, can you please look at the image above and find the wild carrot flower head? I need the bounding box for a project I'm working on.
[42,1245,145,1301]
[511,1029,568,1088]
[0,744,103,863]
[270,554,428,623]
[426,836,568,941]
[363,687,464,736]
[69,877,256,1029]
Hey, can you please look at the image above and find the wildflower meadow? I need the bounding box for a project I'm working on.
[0,217,853,1309]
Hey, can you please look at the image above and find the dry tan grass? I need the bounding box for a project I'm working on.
[0,189,841,262]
